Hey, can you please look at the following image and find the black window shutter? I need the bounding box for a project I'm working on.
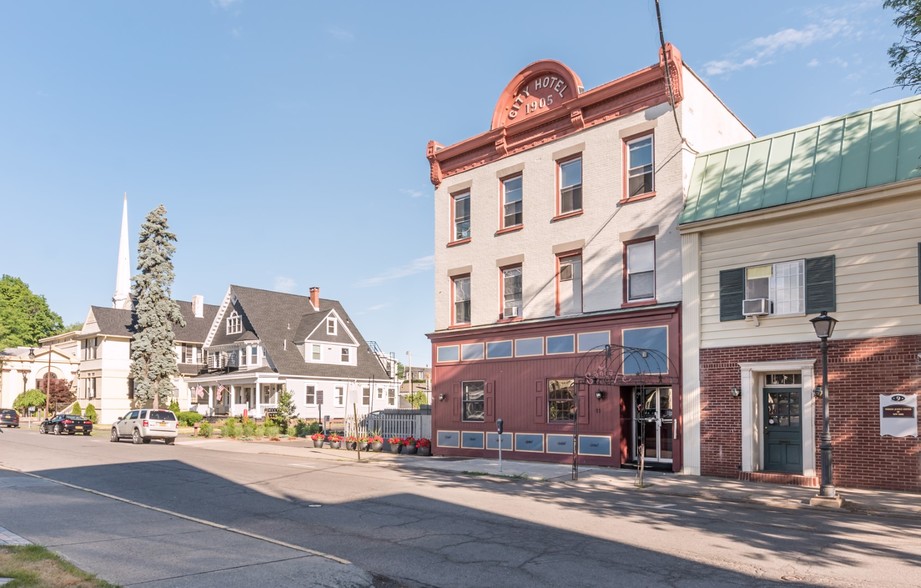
[805,256,836,313]
[719,268,745,321]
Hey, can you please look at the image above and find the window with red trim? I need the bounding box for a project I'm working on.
[452,275,471,325]
[625,239,655,302]
[501,174,522,229]
[626,135,654,198]
[556,253,582,315]
[501,265,522,319]
[452,191,471,242]
[558,156,582,214]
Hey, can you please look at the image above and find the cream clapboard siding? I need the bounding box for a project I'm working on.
[698,187,921,347]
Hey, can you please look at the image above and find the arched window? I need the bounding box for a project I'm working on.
[226,311,242,335]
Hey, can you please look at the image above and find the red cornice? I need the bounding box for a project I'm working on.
[427,44,684,187]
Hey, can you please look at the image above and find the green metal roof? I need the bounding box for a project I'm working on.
[680,95,921,224]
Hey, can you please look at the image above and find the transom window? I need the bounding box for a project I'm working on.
[462,381,485,421]
[626,135,654,197]
[453,275,471,325]
[548,379,575,422]
[453,191,471,241]
[501,174,523,228]
[626,240,655,301]
[226,311,242,335]
[558,156,582,214]
[502,266,522,319]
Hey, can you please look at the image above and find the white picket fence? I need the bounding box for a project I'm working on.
[349,407,432,440]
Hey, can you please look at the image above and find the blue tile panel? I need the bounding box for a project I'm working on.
[546,434,574,454]
[437,430,460,448]
[578,435,612,457]
[681,96,921,224]
[514,433,545,453]
[486,432,513,450]
[461,431,485,449]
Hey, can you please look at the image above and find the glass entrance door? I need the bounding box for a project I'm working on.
[635,387,673,463]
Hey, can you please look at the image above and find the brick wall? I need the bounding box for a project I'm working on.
[700,335,921,492]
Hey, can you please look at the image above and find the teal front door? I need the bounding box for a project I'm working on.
[763,387,802,473]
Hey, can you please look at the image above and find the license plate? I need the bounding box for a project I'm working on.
[75,426,83,430]
[158,421,166,426]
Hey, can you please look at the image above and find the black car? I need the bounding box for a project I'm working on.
[39,414,93,436]
[0,409,19,428]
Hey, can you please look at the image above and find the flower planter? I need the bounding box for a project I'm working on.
[329,441,342,450]
[388,443,402,454]
[370,441,384,452]
[402,444,417,455]
[346,441,358,451]
[417,446,431,456]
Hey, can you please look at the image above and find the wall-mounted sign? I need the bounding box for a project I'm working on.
[879,394,917,437]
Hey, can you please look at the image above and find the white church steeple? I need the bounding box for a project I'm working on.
[112,193,132,310]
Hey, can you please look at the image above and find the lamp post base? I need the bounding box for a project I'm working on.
[808,494,845,509]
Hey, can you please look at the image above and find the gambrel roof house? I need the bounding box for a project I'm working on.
[190,285,397,421]
[679,95,921,492]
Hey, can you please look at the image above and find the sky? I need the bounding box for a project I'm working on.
[0,0,913,367]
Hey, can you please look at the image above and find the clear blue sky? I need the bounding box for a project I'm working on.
[0,1,912,366]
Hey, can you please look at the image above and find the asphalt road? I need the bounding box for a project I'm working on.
[2,427,920,587]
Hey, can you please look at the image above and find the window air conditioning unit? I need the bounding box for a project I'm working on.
[742,298,771,316]
[505,306,519,318]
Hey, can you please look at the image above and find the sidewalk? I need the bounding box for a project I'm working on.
[175,436,921,519]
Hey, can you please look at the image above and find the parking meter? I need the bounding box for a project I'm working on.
[496,418,504,472]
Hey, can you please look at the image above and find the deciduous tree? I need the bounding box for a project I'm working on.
[129,205,185,409]
[0,275,63,348]
[886,0,921,90]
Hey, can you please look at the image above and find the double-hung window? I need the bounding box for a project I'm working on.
[558,156,582,214]
[720,256,835,320]
[557,253,582,315]
[626,135,654,197]
[452,191,471,241]
[311,344,321,361]
[502,266,522,319]
[305,386,317,405]
[453,275,471,325]
[501,174,522,229]
[226,311,242,335]
[341,348,350,362]
[462,381,485,421]
[626,240,655,302]
[547,379,575,422]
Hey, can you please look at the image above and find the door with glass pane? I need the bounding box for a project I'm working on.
[763,386,802,473]
[635,387,673,463]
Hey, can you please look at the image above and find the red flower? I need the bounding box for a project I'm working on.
[416,438,431,449]
[401,436,416,446]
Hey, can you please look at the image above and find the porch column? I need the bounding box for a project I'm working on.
[255,382,261,418]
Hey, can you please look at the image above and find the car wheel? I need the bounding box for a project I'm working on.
[110,428,119,443]
[142,438,151,444]
[39,425,45,434]
[165,438,175,445]
[132,428,143,445]
[83,431,91,436]
[55,424,63,435]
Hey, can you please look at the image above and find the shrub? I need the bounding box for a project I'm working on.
[221,418,239,438]
[255,424,265,438]
[84,404,98,424]
[264,424,280,439]
[293,419,309,437]
[242,420,256,438]
[198,421,213,437]
[178,411,203,426]
[168,400,181,414]
[71,402,82,416]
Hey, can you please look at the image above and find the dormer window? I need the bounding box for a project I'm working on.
[226,311,242,335]
[326,318,337,335]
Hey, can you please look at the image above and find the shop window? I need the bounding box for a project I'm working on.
[462,381,485,421]
[548,379,575,422]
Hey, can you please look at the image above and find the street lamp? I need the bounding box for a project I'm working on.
[29,347,52,419]
[809,311,838,500]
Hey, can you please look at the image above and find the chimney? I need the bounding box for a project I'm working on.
[192,295,204,319]
[309,286,320,310]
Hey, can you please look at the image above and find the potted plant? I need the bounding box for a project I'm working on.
[369,434,384,452]
[310,431,326,448]
[387,436,402,454]
[346,434,360,450]
[416,437,432,456]
[327,433,342,449]
[402,435,417,455]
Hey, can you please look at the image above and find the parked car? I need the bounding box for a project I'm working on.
[111,409,178,445]
[39,414,93,435]
[1,409,20,428]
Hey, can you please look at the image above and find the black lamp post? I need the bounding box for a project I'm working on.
[809,311,838,499]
